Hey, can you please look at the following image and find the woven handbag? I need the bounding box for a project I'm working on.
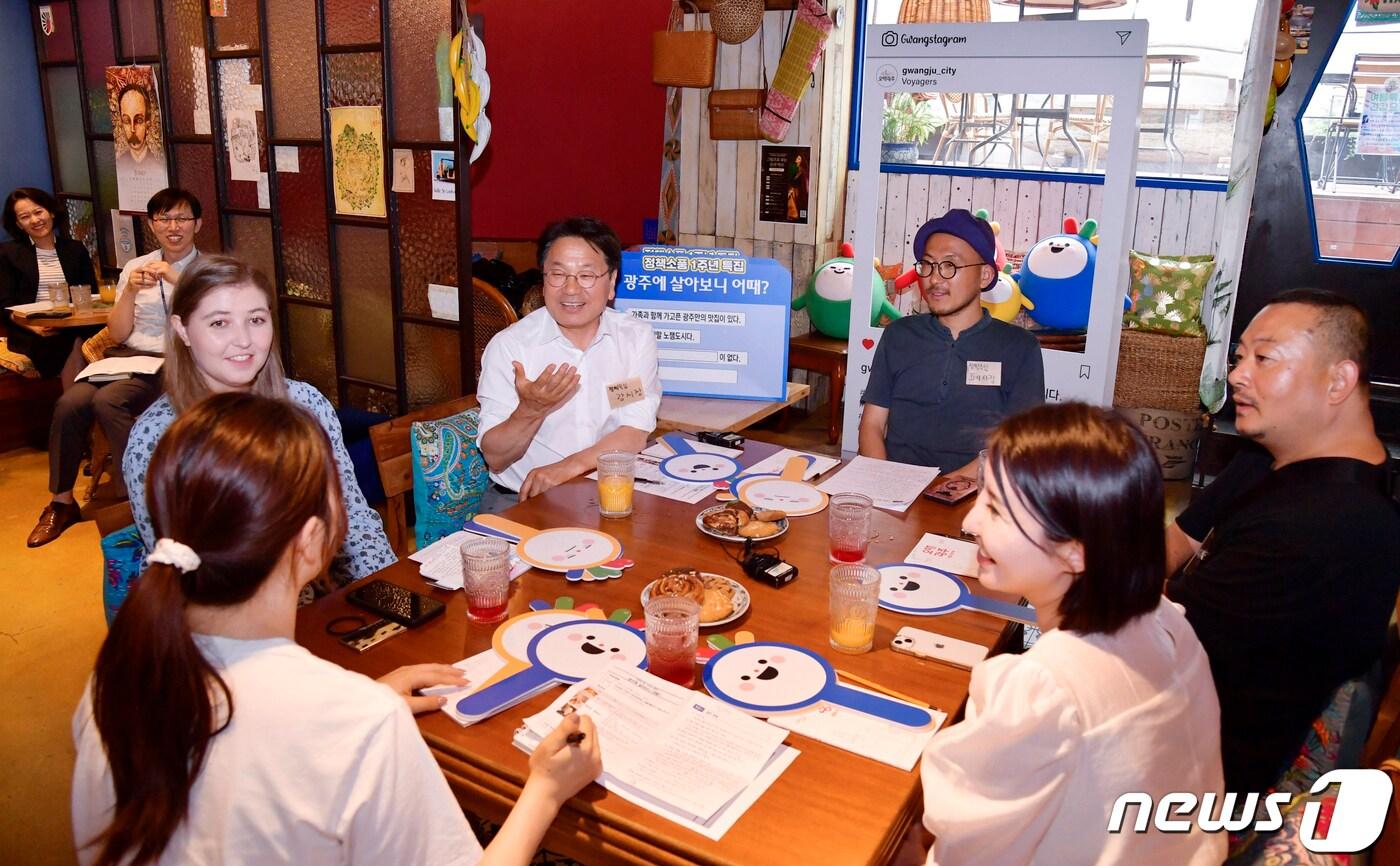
[897,0,990,22]
[652,0,717,88]
[711,0,764,45]
[709,88,766,139]
[760,0,833,143]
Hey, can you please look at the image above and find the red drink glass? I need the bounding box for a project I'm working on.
[644,596,700,687]
[460,538,511,625]
[828,493,874,564]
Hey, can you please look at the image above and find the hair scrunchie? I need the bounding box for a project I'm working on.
[149,538,201,573]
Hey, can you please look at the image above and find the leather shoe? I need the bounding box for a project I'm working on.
[27,501,82,548]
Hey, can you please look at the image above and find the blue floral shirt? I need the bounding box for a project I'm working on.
[123,380,397,584]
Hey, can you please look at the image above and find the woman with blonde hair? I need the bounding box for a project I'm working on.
[123,255,394,584]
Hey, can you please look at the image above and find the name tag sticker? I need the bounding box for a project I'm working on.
[607,377,646,410]
[966,361,1002,387]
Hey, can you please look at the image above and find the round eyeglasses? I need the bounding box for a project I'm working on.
[543,270,609,290]
[913,259,987,279]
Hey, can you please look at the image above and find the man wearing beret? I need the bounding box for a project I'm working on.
[858,209,1044,475]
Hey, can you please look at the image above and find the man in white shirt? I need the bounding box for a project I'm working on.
[477,217,661,503]
[28,188,202,546]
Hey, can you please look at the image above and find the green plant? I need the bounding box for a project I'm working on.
[882,93,943,145]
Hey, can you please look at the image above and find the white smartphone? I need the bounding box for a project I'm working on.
[891,626,989,670]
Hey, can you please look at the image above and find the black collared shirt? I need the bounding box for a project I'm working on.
[862,311,1044,469]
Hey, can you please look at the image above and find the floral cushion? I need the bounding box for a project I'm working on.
[1124,251,1216,337]
[410,408,489,549]
[101,523,146,625]
[1228,792,1348,865]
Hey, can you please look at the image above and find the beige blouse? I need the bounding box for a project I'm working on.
[921,598,1227,866]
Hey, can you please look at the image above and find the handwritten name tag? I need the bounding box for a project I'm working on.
[966,361,1002,387]
[606,377,646,410]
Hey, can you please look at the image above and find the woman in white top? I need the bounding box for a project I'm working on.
[73,392,601,866]
[913,403,1226,866]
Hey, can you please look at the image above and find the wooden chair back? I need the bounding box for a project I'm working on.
[368,394,479,555]
[471,278,518,384]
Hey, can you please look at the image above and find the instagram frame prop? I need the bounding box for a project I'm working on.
[843,20,1148,449]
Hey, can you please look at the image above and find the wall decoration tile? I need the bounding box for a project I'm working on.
[403,322,461,410]
[266,0,321,140]
[396,150,456,317]
[286,303,339,405]
[335,225,395,387]
[389,0,451,142]
[275,147,331,301]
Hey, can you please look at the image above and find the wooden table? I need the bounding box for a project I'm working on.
[297,438,1020,866]
[9,304,111,330]
[788,333,848,444]
[654,381,811,436]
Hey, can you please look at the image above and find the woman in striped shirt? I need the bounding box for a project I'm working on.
[0,187,98,381]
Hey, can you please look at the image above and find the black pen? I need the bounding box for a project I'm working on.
[566,731,587,746]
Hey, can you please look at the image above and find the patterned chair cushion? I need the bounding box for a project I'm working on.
[101,523,147,626]
[410,407,489,549]
[1124,251,1216,337]
[0,338,39,378]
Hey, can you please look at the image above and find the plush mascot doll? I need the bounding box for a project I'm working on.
[1017,217,1102,331]
[793,242,901,339]
[981,264,1035,323]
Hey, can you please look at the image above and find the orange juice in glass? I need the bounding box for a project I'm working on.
[829,564,881,653]
[596,451,636,518]
[98,279,116,305]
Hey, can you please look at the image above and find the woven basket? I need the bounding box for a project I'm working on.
[1113,328,1206,413]
[711,0,763,44]
[897,0,990,22]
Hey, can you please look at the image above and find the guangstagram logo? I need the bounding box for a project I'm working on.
[1108,770,1394,853]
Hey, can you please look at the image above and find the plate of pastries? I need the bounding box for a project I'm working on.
[695,501,788,542]
[642,567,751,627]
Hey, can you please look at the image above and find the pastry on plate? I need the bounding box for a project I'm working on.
[701,508,742,535]
[751,508,787,522]
[700,589,733,623]
[651,568,705,605]
[737,519,781,539]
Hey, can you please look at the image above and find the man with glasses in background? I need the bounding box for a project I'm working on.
[28,188,203,546]
[477,217,660,506]
[858,209,1043,477]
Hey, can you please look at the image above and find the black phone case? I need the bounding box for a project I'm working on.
[346,580,446,628]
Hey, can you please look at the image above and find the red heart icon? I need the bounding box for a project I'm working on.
[861,338,874,350]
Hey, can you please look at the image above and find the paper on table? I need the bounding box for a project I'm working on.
[585,440,742,504]
[409,529,528,590]
[741,448,840,481]
[767,684,947,771]
[816,455,940,512]
[905,533,980,579]
[76,356,165,382]
[428,649,511,726]
[519,666,790,824]
[7,301,58,315]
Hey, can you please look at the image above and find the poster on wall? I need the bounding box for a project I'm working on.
[431,149,456,201]
[328,106,386,218]
[392,149,415,193]
[615,247,791,401]
[226,109,260,181]
[1358,88,1400,155]
[108,66,170,213]
[759,146,811,225]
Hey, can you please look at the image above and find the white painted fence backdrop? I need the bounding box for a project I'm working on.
[843,171,1227,316]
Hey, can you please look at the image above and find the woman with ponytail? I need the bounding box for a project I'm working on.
[73,393,602,866]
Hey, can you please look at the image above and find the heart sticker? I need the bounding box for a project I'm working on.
[861,338,875,350]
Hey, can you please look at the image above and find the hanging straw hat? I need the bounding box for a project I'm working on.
[711,0,764,45]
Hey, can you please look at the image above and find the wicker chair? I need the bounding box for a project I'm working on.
[368,394,480,556]
[470,278,518,385]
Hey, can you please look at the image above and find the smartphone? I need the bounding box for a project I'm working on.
[891,626,989,670]
[337,618,407,653]
[346,579,447,628]
[924,474,979,504]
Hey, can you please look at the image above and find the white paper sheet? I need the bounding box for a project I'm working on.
[517,666,793,833]
[426,649,511,726]
[740,448,841,481]
[767,684,947,771]
[905,533,980,578]
[392,148,415,193]
[816,455,940,513]
[75,356,165,382]
[225,109,260,182]
[408,529,528,590]
[274,145,299,173]
[427,282,459,322]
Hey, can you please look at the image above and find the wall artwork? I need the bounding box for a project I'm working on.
[329,106,386,218]
[760,146,811,225]
[226,109,260,181]
[108,66,171,212]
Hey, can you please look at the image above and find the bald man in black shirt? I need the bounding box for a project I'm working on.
[1166,289,1400,795]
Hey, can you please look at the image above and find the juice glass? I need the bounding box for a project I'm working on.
[596,451,636,518]
[644,595,700,687]
[828,492,874,563]
[829,564,880,654]
[460,538,511,624]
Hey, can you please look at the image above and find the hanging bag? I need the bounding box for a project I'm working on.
[652,0,718,88]
[761,0,833,143]
[711,0,764,45]
[708,15,768,140]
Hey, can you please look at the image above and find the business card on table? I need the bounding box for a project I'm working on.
[905,533,980,578]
